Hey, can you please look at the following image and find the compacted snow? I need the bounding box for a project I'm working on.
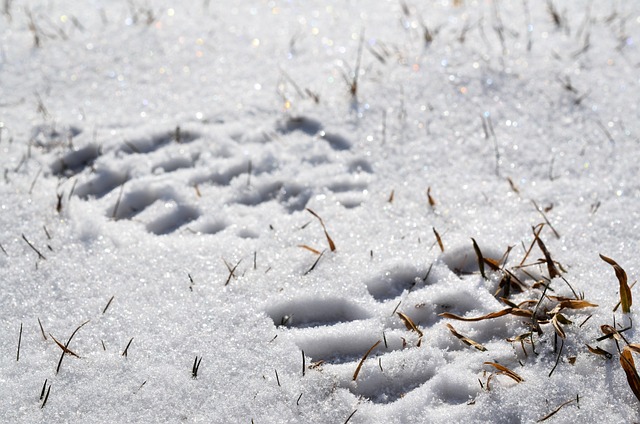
[1,1,640,422]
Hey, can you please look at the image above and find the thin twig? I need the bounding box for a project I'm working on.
[17,323,22,361]
[21,233,46,260]
[56,320,90,373]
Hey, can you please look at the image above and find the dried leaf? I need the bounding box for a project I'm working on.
[620,346,640,402]
[500,297,519,308]
[484,362,524,383]
[483,257,501,271]
[549,299,598,314]
[537,237,560,279]
[432,227,444,252]
[586,344,612,359]
[352,340,381,381]
[446,324,487,351]
[427,186,436,207]
[600,324,622,341]
[442,306,533,322]
[397,312,424,337]
[507,332,533,343]
[600,254,632,313]
[551,315,566,339]
[49,334,80,358]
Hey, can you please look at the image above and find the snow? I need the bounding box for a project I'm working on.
[1,0,640,422]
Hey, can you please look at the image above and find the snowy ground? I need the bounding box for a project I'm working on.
[1,1,640,422]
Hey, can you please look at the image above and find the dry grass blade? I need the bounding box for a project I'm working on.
[600,254,632,313]
[484,362,524,383]
[471,238,486,279]
[550,299,598,312]
[537,397,577,422]
[427,186,436,208]
[536,237,560,279]
[484,257,501,271]
[520,224,544,266]
[17,323,22,361]
[304,249,326,275]
[446,323,487,351]
[551,315,566,339]
[440,307,532,322]
[627,344,640,354]
[38,317,47,340]
[56,320,90,373]
[298,244,321,255]
[507,177,520,194]
[223,258,242,286]
[50,334,81,357]
[600,324,622,341]
[397,312,423,337]
[620,346,640,402]
[615,281,637,312]
[532,200,560,238]
[21,233,46,260]
[306,208,336,252]
[353,340,381,381]
[432,227,444,252]
[586,344,612,359]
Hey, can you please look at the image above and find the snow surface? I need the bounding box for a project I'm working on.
[1,0,640,422]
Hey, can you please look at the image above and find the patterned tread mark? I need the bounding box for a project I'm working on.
[267,255,506,406]
[49,117,367,236]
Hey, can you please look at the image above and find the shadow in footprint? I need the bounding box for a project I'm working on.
[152,155,196,173]
[235,181,311,212]
[187,219,227,235]
[320,131,351,151]
[296,328,403,365]
[147,204,199,235]
[347,355,438,404]
[267,297,371,328]
[277,116,322,136]
[111,189,159,220]
[51,144,101,176]
[75,169,129,199]
[121,129,199,155]
[366,267,428,302]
